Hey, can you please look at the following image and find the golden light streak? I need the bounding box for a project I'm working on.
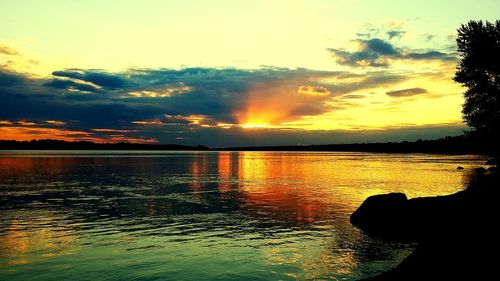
[0,214,78,265]
[17,121,36,126]
[131,120,165,125]
[0,126,97,142]
[128,85,191,98]
[184,115,206,125]
[45,120,66,126]
[0,126,157,144]
[91,128,138,133]
[189,154,209,193]
[217,123,237,129]
[241,123,271,129]
[217,152,235,193]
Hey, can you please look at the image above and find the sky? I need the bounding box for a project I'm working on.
[1,0,499,146]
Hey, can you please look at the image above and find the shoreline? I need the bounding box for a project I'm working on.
[1,136,499,156]
[352,161,498,280]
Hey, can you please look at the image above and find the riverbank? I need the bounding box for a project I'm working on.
[352,161,498,280]
[1,135,499,155]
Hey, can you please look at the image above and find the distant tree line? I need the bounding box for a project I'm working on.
[0,136,497,155]
[0,139,209,150]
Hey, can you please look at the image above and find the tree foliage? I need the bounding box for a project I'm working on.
[454,20,500,136]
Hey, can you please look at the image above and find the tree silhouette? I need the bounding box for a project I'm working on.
[454,20,500,137]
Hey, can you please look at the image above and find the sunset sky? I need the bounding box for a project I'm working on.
[1,0,499,146]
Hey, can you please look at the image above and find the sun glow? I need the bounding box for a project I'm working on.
[241,123,271,129]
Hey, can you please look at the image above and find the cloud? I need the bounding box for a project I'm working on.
[328,38,456,67]
[405,51,452,60]
[52,69,126,89]
[45,120,66,126]
[0,45,19,55]
[44,78,100,92]
[1,67,350,141]
[1,44,39,73]
[0,126,157,143]
[386,87,428,97]
[387,30,405,40]
[356,21,407,40]
[324,72,406,94]
[0,61,462,146]
[340,94,366,99]
[0,70,25,86]
[297,86,331,96]
[91,128,138,133]
[365,38,399,55]
[328,38,399,67]
[131,120,165,126]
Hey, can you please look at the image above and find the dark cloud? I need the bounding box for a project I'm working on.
[0,67,346,136]
[328,38,456,67]
[328,39,394,67]
[326,72,406,94]
[365,38,399,55]
[355,23,406,41]
[0,65,461,146]
[52,69,126,89]
[387,30,405,40]
[44,78,100,92]
[422,34,436,42]
[386,87,428,97]
[0,70,25,86]
[405,51,455,60]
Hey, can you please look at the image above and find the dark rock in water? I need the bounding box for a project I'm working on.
[350,193,410,239]
[456,166,464,170]
[355,169,499,281]
[485,159,498,165]
[350,191,467,241]
[474,167,487,174]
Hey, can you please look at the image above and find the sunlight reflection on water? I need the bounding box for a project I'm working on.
[0,151,487,280]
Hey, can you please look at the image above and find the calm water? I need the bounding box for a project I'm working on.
[0,151,487,280]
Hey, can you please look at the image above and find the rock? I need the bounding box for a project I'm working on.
[485,159,499,165]
[456,166,464,170]
[351,190,468,241]
[350,193,410,239]
[474,167,487,174]
[356,170,499,281]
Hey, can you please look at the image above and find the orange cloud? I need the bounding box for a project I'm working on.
[236,80,332,127]
[17,121,37,126]
[0,126,157,144]
[91,128,138,133]
[297,85,331,96]
[45,120,66,126]
[0,126,98,142]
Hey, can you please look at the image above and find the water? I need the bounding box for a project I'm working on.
[0,151,487,280]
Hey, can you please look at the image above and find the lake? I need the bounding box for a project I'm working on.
[0,151,487,280]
